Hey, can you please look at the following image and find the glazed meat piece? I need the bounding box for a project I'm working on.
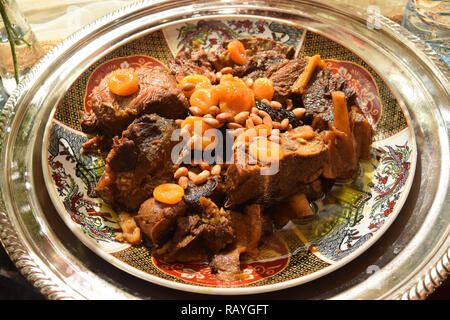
[82,66,188,138]
[228,37,295,80]
[232,50,290,80]
[153,197,235,263]
[168,37,295,83]
[135,198,188,247]
[211,203,268,280]
[224,126,328,206]
[302,67,356,130]
[167,48,217,83]
[94,114,179,211]
[237,37,295,58]
[268,58,309,104]
[79,111,98,134]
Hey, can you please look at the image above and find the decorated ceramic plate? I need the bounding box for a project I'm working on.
[41,16,416,294]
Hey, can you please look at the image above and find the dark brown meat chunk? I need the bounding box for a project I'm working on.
[224,126,328,206]
[135,198,188,247]
[206,46,233,72]
[269,58,309,104]
[225,37,295,59]
[167,48,217,83]
[81,135,112,157]
[153,197,235,263]
[94,114,179,211]
[211,204,266,280]
[211,247,244,281]
[229,37,295,81]
[79,111,98,134]
[85,66,188,138]
[302,67,356,130]
[168,37,295,84]
[233,50,290,80]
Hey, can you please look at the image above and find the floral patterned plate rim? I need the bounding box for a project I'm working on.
[41,17,417,294]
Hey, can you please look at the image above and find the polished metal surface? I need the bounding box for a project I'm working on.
[0,0,448,299]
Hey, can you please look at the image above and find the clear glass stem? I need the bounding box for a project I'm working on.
[0,0,44,95]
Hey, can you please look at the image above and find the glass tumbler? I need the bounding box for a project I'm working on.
[0,0,44,94]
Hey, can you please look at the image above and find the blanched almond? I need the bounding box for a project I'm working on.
[202,117,220,128]
[178,176,189,189]
[261,98,270,105]
[209,106,220,115]
[258,110,270,119]
[280,118,290,130]
[263,115,273,129]
[220,67,233,74]
[234,111,250,124]
[245,118,255,129]
[211,164,221,175]
[292,107,306,118]
[216,112,234,123]
[249,114,262,125]
[270,100,282,109]
[200,161,211,170]
[227,122,243,129]
[188,170,210,185]
[174,166,188,179]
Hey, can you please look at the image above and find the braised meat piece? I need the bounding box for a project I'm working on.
[79,111,98,134]
[168,37,295,83]
[211,203,269,280]
[237,37,295,58]
[268,58,309,104]
[135,198,188,247]
[94,114,179,211]
[167,48,217,83]
[153,197,235,263]
[83,66,188,138]
[80,135,111,156]
[224,126,328,206]
[302,67,356,130]
[228,37,295,80]
[232,50,290,80]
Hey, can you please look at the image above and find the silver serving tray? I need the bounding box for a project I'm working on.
[0,0,448,300]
